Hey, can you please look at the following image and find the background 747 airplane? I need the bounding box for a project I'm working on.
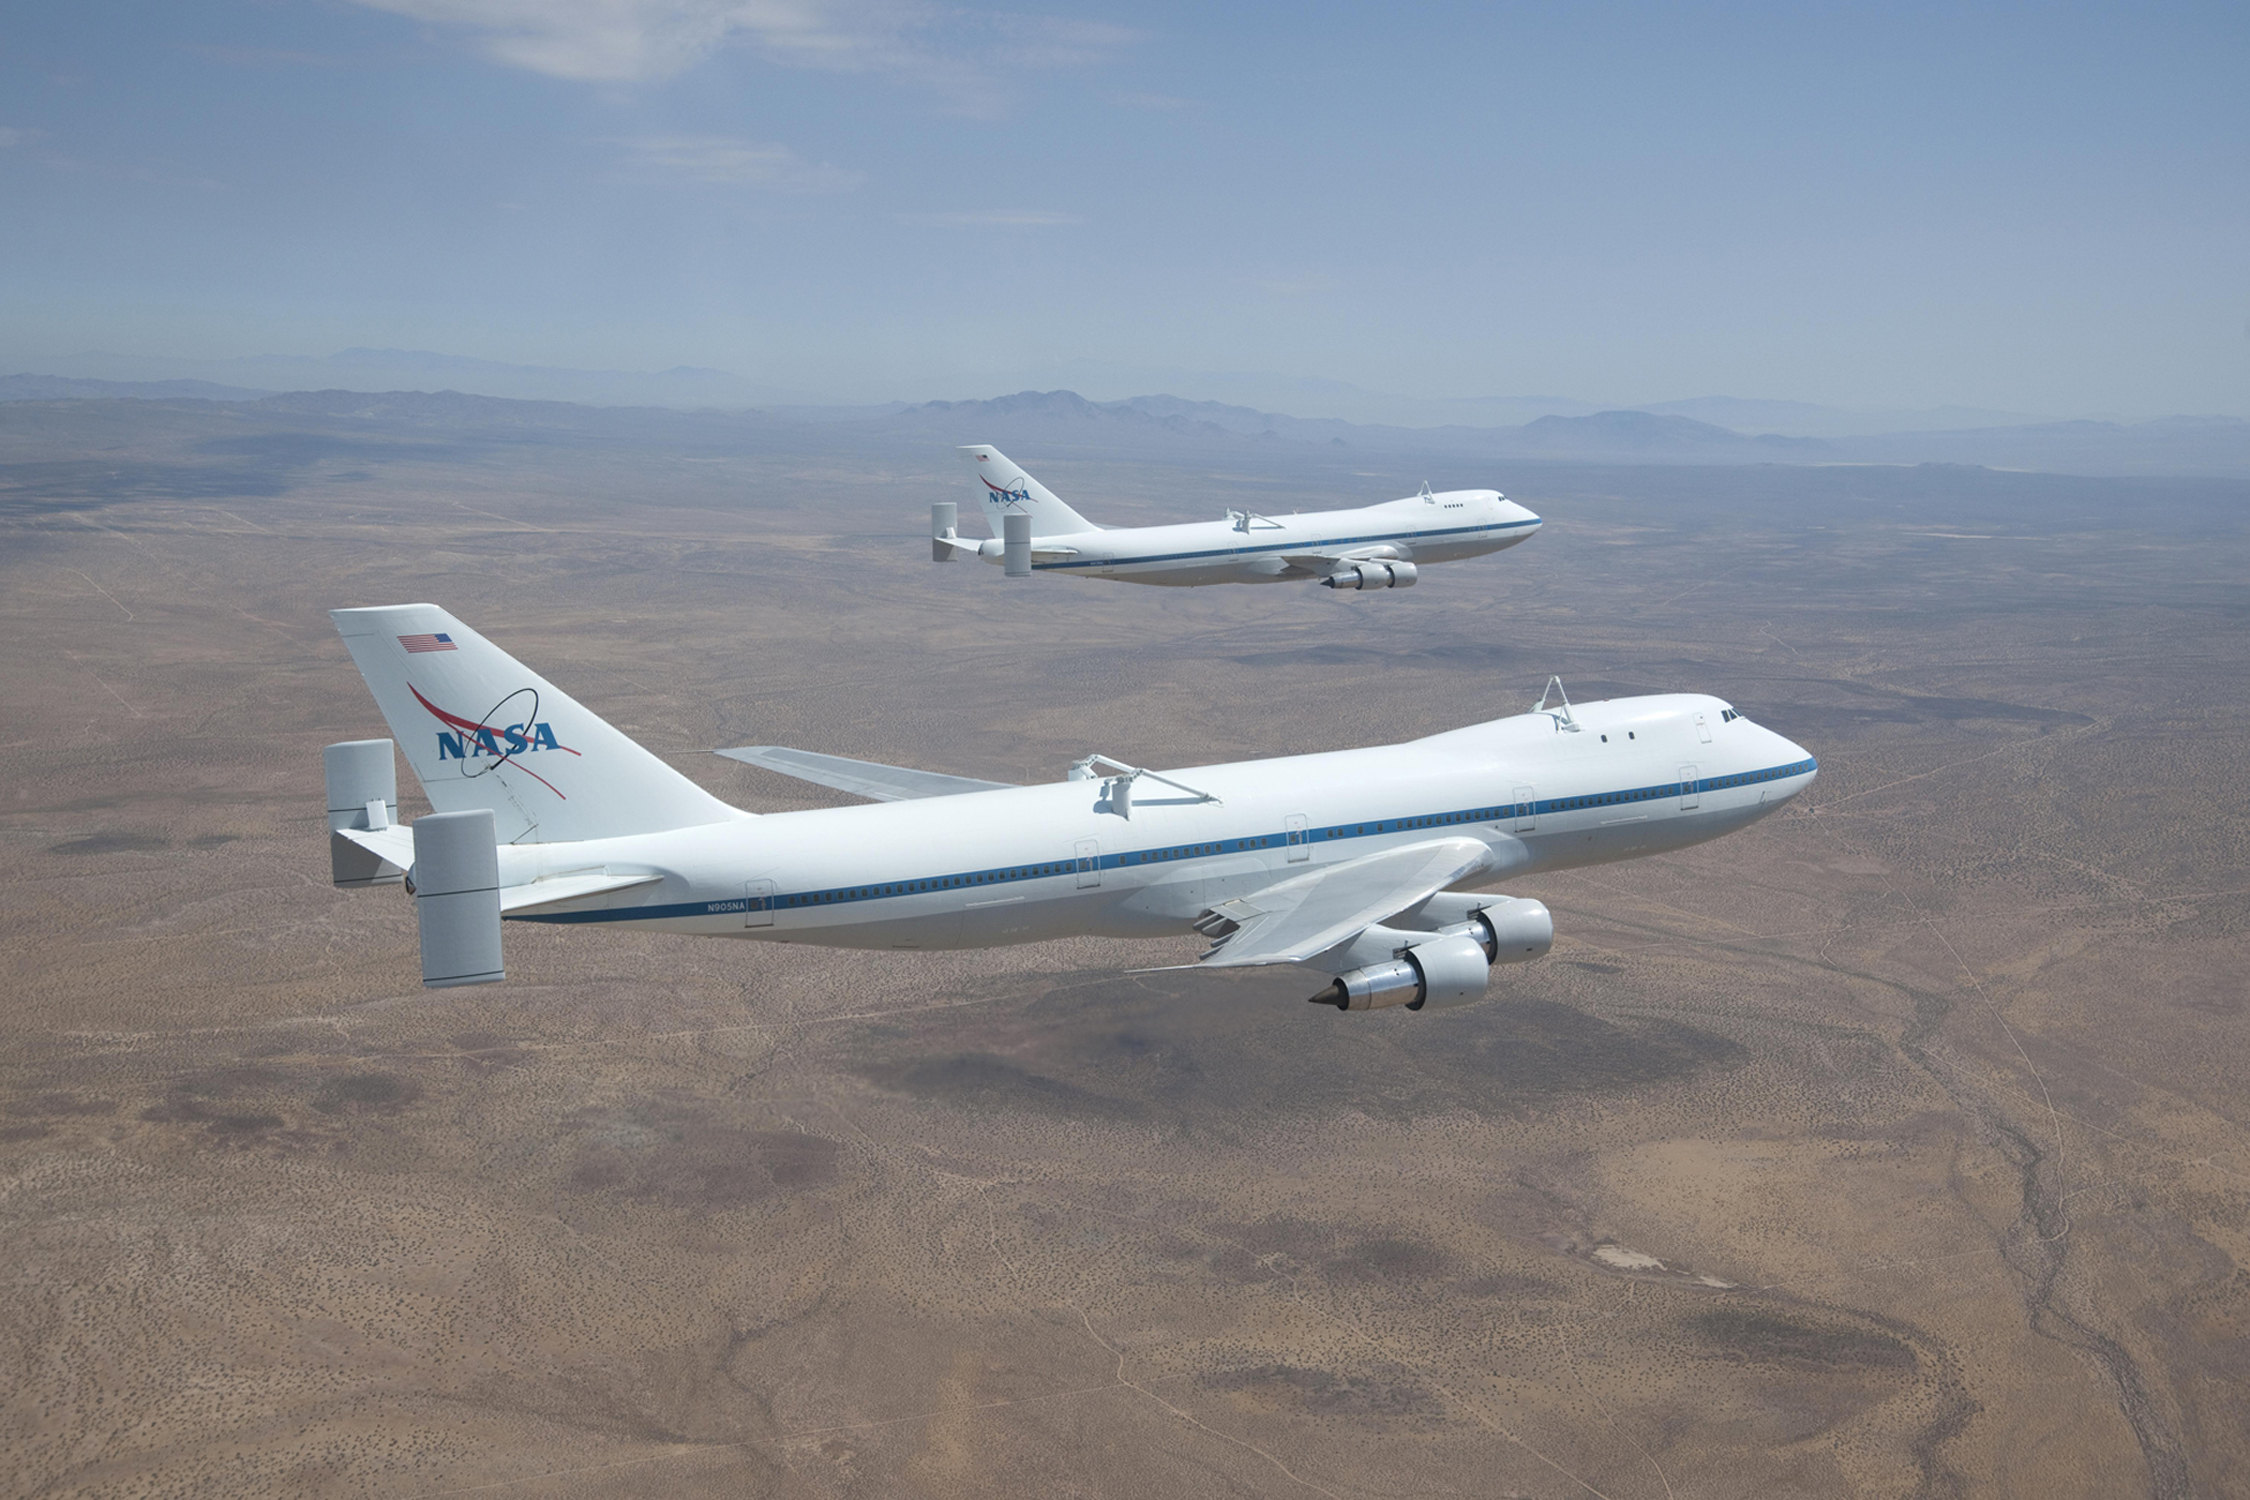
[932,446,1541,589]
[324,606,1815,1011]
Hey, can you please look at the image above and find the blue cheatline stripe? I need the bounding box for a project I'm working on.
[1036,517,1539,571]
[511,755,1817,927]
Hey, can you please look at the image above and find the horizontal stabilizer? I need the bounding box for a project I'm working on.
[1189,837,1495,968]
[716,746,1017,802]
[335,823,414,870]
[501,871,664,914]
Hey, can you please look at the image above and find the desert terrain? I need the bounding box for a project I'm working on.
[1,395,2245,1497]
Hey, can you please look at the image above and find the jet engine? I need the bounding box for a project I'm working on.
[1309,898,1552,1011]
[1321,560,1418,590]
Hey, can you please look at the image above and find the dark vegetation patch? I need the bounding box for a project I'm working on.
[311,1072,422,1115]
[853,1051,1146,1122]
[209,1112,283,1136]
[1203,1364,1440,1419]
[193,432,468,465]
[137,1065,323,1148]
[0,1123,52,1143]
[852,978,1747,1130]
[9,1093,119,1118]
[1322,1236,1450,1283]
[1457,1272,1562,1299]
[47,833,168,855]
[1410,1001,1749,1104]
[1692,1308,1916,1371]
[0,460,292,512]
[566,1099,840,1209]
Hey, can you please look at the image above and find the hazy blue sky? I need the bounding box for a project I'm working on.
[2,1,2244,414]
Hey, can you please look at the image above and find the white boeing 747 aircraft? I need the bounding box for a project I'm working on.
[931,446,1541,590]
[326,605,1814,1010]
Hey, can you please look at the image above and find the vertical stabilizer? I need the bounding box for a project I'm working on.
[958,446,1100,538]
[330,605,747,844]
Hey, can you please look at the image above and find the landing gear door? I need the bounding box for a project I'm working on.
[1512,785,1536,833]
[1074,838,1101,889]
[1285,814,1310,862]
[1677,767,1700,812]
[745,878,775,928]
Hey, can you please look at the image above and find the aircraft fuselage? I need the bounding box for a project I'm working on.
[507,694,1814,952]
[994,489,1540,585]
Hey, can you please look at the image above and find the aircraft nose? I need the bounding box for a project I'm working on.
[1767,728,1817,802]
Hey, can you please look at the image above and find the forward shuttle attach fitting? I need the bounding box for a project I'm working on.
[1069,753,1223,819]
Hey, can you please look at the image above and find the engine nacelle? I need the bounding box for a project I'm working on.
[1436,897,1553,966]
[1312,930,1492,1011]
[1309,898,1551,1012]
[1321,560,1418,591]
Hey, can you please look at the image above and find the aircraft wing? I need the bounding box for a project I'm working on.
[715,746,1018,802]
[1188,836,1495,968]
[1274,545,1403,576]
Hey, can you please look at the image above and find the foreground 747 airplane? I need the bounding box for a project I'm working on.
[325,605,1814,1009]
[931,446,1541,589]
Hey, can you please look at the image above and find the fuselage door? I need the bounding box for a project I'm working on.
[1694,712,1712,744]
[1075,838,1101,888]
[1285,813,1310,862]
[745,878,776,928]
[1677,767,1700,812]
[1512,785,1536,833]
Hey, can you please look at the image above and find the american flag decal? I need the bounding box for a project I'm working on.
[399,633,457,654]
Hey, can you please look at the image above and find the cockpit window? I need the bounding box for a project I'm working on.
[1719,708,1743,723]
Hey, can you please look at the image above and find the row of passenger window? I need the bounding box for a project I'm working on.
[1553,785,1671,812]
[1321,809,1504,839]
[785,862,1073,906]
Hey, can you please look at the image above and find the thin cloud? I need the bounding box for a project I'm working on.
[1111,90,1194,111]
[345,0,1134,102]
[617,134,865,192]
[0,127,42,148]
[896,208,1081,226]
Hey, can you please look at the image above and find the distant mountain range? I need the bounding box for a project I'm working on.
[5,375,2246,479]
[4,349,2063,434]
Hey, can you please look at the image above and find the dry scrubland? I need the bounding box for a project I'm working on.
[1,402,2247,1498]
